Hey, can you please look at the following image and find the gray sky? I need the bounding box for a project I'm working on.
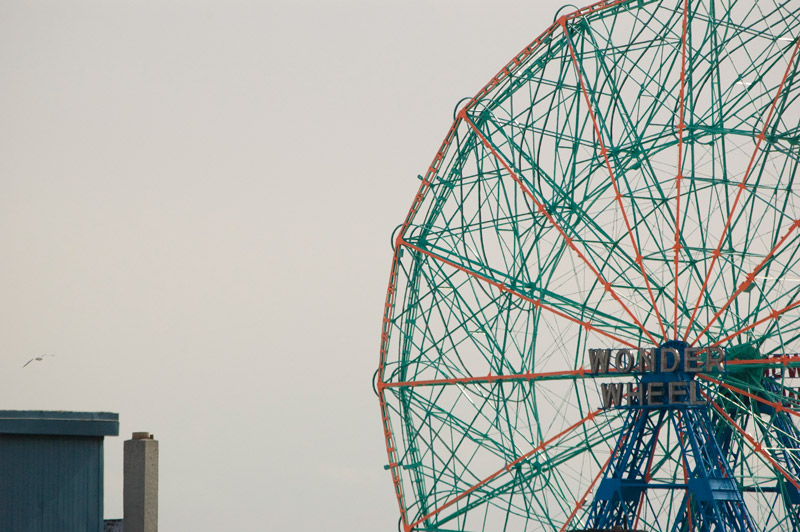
[0,0,554,529]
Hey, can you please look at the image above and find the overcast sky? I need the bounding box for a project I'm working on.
[1,0,555,529]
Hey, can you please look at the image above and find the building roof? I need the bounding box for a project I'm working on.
[0,410,119,437]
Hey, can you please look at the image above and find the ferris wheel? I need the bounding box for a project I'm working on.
[375,0,800,530]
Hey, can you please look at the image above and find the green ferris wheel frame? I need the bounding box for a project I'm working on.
[376,0,800,530]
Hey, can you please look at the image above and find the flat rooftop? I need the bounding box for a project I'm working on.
[0,410,119,437]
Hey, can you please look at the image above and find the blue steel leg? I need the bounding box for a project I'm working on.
[586,408,670,529]
[586,404,757,531]
[667,407,757,532]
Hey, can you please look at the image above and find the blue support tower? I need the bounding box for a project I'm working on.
[584,341,757,532]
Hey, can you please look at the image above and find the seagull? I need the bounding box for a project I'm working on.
[23,354,55,368]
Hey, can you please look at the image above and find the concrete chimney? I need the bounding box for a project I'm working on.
[124,432,159,532]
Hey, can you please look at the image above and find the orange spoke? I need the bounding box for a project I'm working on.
[383,367,641,390]
[561,20,668,342]
[698,373,800,420]
[705,300,800,348]
[691,219,800,346]
[725,354,800,369]
[408,408,604,530]
[683,36,800,341]
[675,0,689,340]
[382,369,584,389]
[400,239,640,349]
[460,114,657,346]
[706,394,800,494]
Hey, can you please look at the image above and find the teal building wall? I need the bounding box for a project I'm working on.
[0,411,119,532]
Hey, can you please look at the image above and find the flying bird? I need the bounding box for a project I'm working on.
[23,354,55,368]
